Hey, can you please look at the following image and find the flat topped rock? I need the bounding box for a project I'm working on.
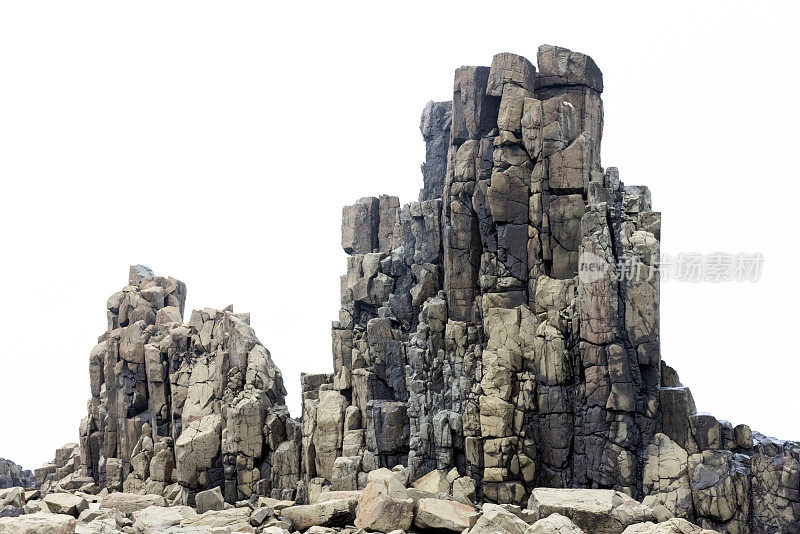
[100,493,166,514]
[414,498,479,532]
[621,517,718,534]
[43,492,88,517]
[0,511,76,533]
[280,499,358,531]
[528,488,656,534]
[536,44,603,92]
[180,507,251,528]
[132,505,197,530]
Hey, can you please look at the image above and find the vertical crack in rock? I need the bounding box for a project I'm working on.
[27,45,800,534]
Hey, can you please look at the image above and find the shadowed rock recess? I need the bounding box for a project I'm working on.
[7,46,798,534]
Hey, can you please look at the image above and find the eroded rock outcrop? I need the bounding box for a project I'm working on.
[297,45,800,533]
[74,265,302,505]
[18,45,800,534]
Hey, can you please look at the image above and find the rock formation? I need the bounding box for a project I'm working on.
[0,460,33,491]
[6,45,799,533]
[72,265,301,505]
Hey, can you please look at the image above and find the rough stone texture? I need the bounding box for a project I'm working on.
[72,264,302,504]
[622,518,717,534]
[100,492,166,514]
[528,513,585,534]
[42,492,89,517]
[528,488,656,533]
[15,45,800,534]
[295,45,800,533]
[280,498,358,531]
[0,462,33,491]
[414,497,479,532]
[194,486,224,513]
[354,471,414,533]
[0,512,76,534]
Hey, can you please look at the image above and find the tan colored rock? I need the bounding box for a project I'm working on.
[414,498,479,532]
[43,492,89,517]
[0,489,23,510]
[528,513,585,534]
[179,507,251,528]
[452,476,477,504]
[280,498,358,531]
[528,488,656,534]
[411,470,450,494]
[101,493,166,515]
[0,512,76,534]
[174,413,222,488]
[469,504,529,534]
[354,475,414,533]
[257,496,295,511]
[621,518,717,534]
[313,391,348,481]
[642,433,691,521]
[131,505,196,532]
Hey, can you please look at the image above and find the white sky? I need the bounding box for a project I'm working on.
[1,1,798,472]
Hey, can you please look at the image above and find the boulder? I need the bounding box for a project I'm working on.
[411,470,450,494]
[281,498,358,531]
[528,513,585,534]
[414,498,479,532]
[131,504,196,532]
[621,518,717,534]
[355,474,414,533]
[528,489,656,534]
[179,507,251,529]
[250,506,273,526]
[43,492,89,517]
[0,489,23,510]
[75,516,122,534]
[0,512,76,534]
[195,486,224,514]
[101,493,166,514]
[452,476,477,504]
[469,504,530,534]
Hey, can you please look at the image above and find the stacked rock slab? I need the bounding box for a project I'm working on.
[299,45,800,533]
[76,265,301,504]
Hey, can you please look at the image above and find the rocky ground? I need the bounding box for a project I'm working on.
[0,465,717,533]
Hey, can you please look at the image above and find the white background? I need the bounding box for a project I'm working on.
[1,1,798,472]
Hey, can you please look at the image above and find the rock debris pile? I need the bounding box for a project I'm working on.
[1,45,798,534]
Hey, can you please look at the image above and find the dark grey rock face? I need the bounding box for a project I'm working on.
[0,459,33,490]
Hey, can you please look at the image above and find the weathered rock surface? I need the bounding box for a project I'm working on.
[0,461,33,491]
[4,45,798,534]
[0,511,76,534]
[528,488,656,533]
[414,497,479,532]
[354,469,414,532]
